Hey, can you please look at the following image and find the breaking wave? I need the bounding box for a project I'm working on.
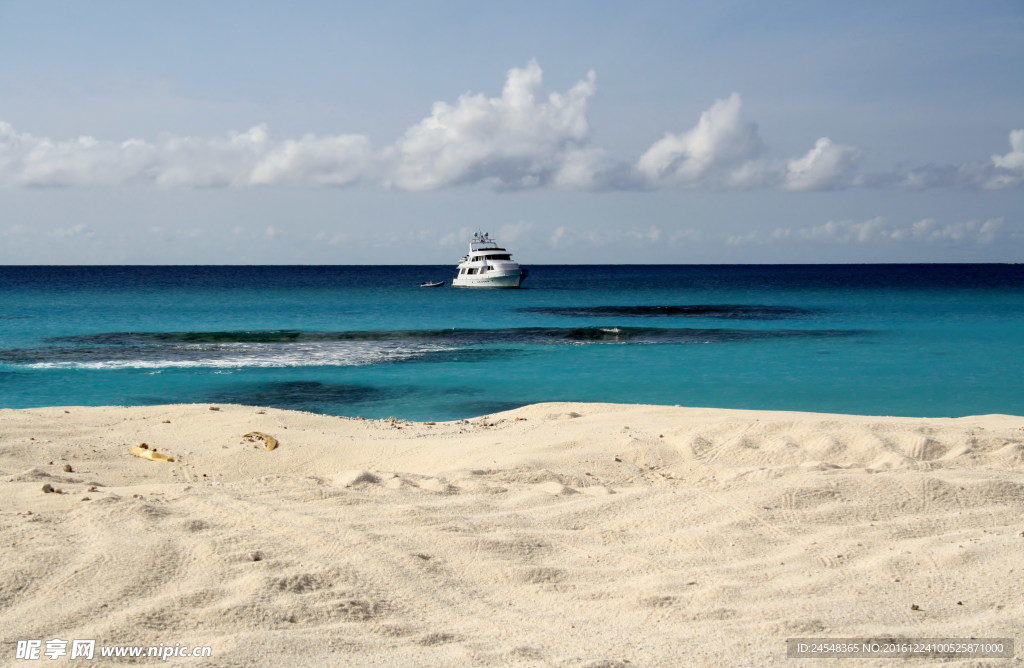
[8,341,447,370]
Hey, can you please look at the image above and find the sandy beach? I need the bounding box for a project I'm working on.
[1,402,1022,666]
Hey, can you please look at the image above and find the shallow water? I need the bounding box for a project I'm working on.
[1,264,1021,420]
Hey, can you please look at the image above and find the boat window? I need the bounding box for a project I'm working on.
[485,254,511,261]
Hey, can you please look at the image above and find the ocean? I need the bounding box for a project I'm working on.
[1,264,1021,421]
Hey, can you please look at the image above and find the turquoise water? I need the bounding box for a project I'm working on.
[1,265,1021,420]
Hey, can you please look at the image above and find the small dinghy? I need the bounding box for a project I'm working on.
[420,280,445,288]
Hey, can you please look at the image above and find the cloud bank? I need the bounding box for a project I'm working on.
[728,217,1008,246]
[0,122,375,189]
[0,61,1020,192]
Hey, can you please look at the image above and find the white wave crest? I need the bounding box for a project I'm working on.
[25,342,449,370]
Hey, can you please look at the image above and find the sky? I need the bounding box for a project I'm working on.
[0,0,1022,264]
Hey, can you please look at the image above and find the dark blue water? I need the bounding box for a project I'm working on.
[1,265,1021,420]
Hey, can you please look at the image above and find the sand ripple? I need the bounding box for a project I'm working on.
[1,403,1022,665]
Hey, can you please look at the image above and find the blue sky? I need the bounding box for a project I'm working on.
[1,0,1022,263]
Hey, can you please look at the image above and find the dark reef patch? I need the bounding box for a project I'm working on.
[205,381,401,412]
[46,325,858,348]
[518,304,817,319]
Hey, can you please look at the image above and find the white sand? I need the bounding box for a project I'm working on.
[1,402,1022,666]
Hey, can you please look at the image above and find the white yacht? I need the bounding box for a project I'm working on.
[452,232,527,288]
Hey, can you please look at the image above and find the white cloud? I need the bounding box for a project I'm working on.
[151,126,270,188]
[550,146,609,190]
[668,228,702,244]
[629,225,662,243]
[0,65,1020,194]
[877,130,1024,190]
[894,217,1004,243]
[389,60,605,190]
[48,223,95,239]
[633,95,863,192]
[991,129,1024,171]
[1,62,610,192]
[1,120,157,188]
[725,159,779,190]
[250,133,375,186]
[0,121,374,189]
[547,224,702,249]
[783,137,861,191]
[983,129,1024,189]
[734,216,1008,245]
[635,93,762,186]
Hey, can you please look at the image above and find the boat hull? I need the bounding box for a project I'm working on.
[451,270,522,288]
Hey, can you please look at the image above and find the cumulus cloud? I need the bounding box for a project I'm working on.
[992,129,1024,171]
[783,137,861,191]
[249,133,376,186]
[867,129,1024,191]
[632,94,862,192]
[389,60,606,190]
[0,121,153,187]
[0,63,1021,194]
[148,126,271,188]
[984,129,1024,188]
[0,121,373,188]
[635,93,762,186]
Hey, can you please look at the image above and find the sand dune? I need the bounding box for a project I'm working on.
[1,403,1022,666]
